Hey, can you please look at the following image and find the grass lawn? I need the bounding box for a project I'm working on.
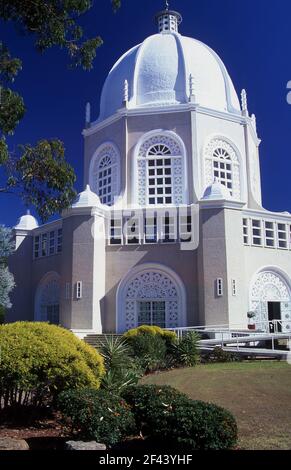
[142,361,291,450]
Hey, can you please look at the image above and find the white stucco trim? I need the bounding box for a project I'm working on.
[116,262,187,333]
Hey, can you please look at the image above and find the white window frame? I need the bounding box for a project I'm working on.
[109,215,123,245]
[124,213,142,245]
[49,230,55,255]
[146,144,174,206]
[277,223,288,250]
[212,147,233,195]
[144,212,158,244]
[216,278,223,297]
[251,219,263,246]
[231,279,237,296]
[76,281,83,300]
[242,218,249,245]
[263,220,275,248]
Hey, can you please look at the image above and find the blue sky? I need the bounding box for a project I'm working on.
[1,0,291,227]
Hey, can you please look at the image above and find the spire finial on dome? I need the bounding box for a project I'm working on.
[155,6,182,33]
[241,89,249,116]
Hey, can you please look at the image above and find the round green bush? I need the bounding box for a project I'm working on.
[124,325,177,348]
[127,333,168,373]
[122,385,237,450]
[58,388,136,446]
[0,322,105,408]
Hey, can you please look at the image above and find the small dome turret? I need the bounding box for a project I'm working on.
[14,211,39,230]
[202,178,231,201]
[72,185,101,208]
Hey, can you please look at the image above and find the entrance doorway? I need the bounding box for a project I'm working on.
[268,302,281,332]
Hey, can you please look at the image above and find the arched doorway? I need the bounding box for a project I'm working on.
[250,269,291,332]
[35,272,60,324]
[117,264,186,333]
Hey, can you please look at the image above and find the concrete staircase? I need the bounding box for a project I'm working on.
[83,333,122,350]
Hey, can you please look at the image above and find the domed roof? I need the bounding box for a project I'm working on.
[99,11,240,121]
[72,185,101,208]
[14,211,39,230]
[202,178,231,201]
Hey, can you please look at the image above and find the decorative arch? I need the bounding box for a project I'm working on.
[204,137,242,200]
[116,263,187,333]
[89,142,121,206]
[35,272,60,324]
[249,267,291,332]
[133,130,188,206]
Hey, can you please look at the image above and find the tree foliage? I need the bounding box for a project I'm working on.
[0,1,121,219]
[0,225,15,309]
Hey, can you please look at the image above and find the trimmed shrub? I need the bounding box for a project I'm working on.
[124,325,177,349]
[0,322,105,409]
[58,388,136,446]
[127,333,168,373]
[123,385,237,450]
[171,331,200,367]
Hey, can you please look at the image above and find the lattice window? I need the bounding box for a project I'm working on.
[213,148,233,194]
[124,271,181,330]
[137,134,185,206]
[205,139,241,200]
[91,144,120,206]
[39,277,60,324]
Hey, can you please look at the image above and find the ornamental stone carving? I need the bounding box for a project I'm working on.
[124,271,180,330]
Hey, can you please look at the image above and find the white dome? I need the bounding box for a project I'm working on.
[99,28,241,121]
[72,185,101,208]
[14,211,39,230]
[202,178,231,200]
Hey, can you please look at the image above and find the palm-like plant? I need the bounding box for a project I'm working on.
[100,336,142,393]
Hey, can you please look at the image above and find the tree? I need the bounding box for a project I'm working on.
[0,226,15,318]
[0,1,121,221]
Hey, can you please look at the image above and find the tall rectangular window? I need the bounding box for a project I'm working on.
[41,233,48,256]
[252,219,262,246]
[144,214,157,243]
[264,221,275,248]
[216,278,223,297]
[76,281,83,300]
[231,279,237,296]
[49,231,55,255]
[125,214,141,245]
[161,214,176,243]
[242,218,249,245]
[110,217,122,245]
[34,235,40,259]
[57,228,62,253]
[179,214,192,243]
[277,223,287,249]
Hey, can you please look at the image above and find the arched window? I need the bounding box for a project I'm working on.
[212,147,233,194]
[117,264,186,333]
[98,155,113,205]
[35,272,60,324]
[136,133,186,206]
[204,139,241,200]
[250,269,291,333]
[89,143,120,206]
